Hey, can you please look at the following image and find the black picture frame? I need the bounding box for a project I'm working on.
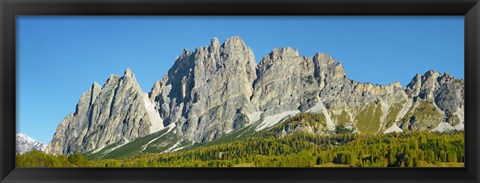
[1,0,479,182]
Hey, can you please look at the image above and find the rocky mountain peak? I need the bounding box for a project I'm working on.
[424,70,441,78]
[179,48,192,58]
[442,72,452,78]
[269,47,300,59]
[415,73,422,79]
[124,67,134,78]
[92,81,101,89]
[405,70,442,99]
[439,72,457,84]
[88,82,102,107]
[312,52,347,86]
[222,36,247,49]
[406,73,422,93]
[74,82,101,116]
[45,68,163,155]
[390,81,402,89]
[313,52,339,65]
[403,69,463,118]
[257,47,302,72]
[149,36,257,142]
[16,133,47,154]
[107,74,120,84]
[120,67,141,89]
[210,37,220,48]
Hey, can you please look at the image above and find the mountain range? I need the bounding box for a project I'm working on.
[42,36,464,157]
[16,133,47,154]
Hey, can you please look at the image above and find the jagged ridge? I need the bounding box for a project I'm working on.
[16,133,47,154]
[45,69,164,155]
[45,36,464,155]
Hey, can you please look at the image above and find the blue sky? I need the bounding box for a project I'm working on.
[16,16,464,143]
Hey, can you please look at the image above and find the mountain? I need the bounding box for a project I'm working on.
[149,37,257,143]
[45,69,164,155]
[44,36,464,156]
[16,133,47,154]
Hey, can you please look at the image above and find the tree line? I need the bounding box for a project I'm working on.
[17,131,464,167]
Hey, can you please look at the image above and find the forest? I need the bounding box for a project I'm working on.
[17,130,464,167]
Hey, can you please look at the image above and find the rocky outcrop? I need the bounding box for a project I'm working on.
[148,37,463,139]
[149,37,257,143]
[249,47,410,134]
[47,36,464,155]
[249,50,348,131]
[45,68,163,155]
[405,71,464,114]
[251,48,323,116]
[399,71,464,131]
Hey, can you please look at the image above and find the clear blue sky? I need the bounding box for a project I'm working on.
[16,16,464,143]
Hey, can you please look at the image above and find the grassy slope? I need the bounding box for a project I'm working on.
[355,103,383,134]
[183,123,259,150]
[401,101,444,130]
[383,101,405,129]
[89,122,260,159]
[87,128,179,159]
[265,112,329,136]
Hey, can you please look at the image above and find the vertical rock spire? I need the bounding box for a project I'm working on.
[45,68,163,155]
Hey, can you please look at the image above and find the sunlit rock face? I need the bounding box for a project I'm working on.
[45,68,163,155]
[46,36,464,155]
[149,37,257,143]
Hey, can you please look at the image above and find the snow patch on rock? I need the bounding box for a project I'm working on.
[306,102,323,113]
[91,145,106,154]
[395,99,413,122]
[383,123,403,134]
[430,122,455,132]
[16,133,47,154]
[454,121,464,131]
[247,111,262,123]
[454,107,465,123]
[143,93,164,134]
[163,141,182,153]
[378,100,390,133]
[307,102,335,131]
[170,141,192,152]
[255,110,300,131]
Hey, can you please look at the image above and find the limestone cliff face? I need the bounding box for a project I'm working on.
[399,71,464,132]
[251,48,322,116]
[405,71,464,113]
[45,69,163,155]
[249,47,410,134]
[148,37,463,139]
[46,36,464,155]
[149,37,257,143]
[249,49,349,131]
